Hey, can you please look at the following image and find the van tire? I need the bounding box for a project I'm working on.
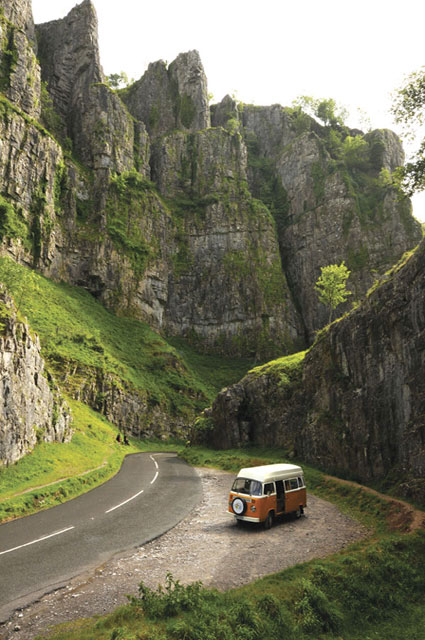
[232,497,247,516]
[264,511,273,529]
[295,506,304,518]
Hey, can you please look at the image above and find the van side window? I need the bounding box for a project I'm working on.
[298,476,304,488]
[289,478,299,490]
[264,482,275,495]
[284,480,291,491]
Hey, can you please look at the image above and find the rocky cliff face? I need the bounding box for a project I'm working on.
[208,240,425,504]
[122,50,210,139]
[0,287,71,466]
[0,0,420,357]
[239,102,422,341]
[1,0,40,118]
[0,0,423,458]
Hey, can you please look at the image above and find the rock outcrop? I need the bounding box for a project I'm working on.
[122,50,210,139]
[0,0,40,118]
[0,287,71,466]
[208,241,425,504]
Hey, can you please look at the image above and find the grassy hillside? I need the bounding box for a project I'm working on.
[0,257,252,414]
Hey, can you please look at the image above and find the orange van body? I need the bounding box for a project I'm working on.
[228,463,307,528]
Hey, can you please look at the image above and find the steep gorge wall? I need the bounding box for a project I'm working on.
[0,0,424,458]
[0,287,71,466]
[1,0,421,359]
[239,102,422,341]
[208,241,425,504]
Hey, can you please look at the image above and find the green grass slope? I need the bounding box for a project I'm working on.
[0,257,252,415]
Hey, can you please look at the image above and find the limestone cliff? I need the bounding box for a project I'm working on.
[207,241,425,504]
[122,50,210,139]
[239,102,422,341]
[0,0,423,458]
[0,286,71,466]
[0,0,40,118]
[0,0,420,358]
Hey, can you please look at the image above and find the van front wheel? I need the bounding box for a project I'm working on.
[264,512,273,529]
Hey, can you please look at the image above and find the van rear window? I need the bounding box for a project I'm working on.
[232,478,262,496]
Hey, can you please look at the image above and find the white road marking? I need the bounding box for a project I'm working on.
[105,454,160,513]
[0,526,75,556]
[105,488,144,514]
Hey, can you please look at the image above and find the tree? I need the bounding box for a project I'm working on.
[391,67,425,195]
[315,262,351,323]
[105,71,132,90]
[0,257,39,313]
[292,96,348,127]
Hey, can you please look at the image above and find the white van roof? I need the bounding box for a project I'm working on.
[237,463,303,483]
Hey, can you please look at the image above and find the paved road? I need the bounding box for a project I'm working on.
[0,452,202,622]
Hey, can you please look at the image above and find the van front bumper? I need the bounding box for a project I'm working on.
[228,512,260,523]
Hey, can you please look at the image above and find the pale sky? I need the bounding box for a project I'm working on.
[31,0,425,221]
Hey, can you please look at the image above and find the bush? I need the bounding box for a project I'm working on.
[128,573,206,620]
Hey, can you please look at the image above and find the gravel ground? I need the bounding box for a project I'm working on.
[0,467,368,640]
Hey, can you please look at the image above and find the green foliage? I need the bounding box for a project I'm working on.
[295,578,343,633]
[293,95,348,127]
[167,337,252,399]
[0,194,29,247]
[106,170,158,276]
[311,161,326,203]
[315,262,351,322]
[0,18,18,91]
[128,573,205,619]
[0,256,39,312]
[391,67,425,195]
[284,105,312,134]
[106,71,133,90]
[249,350,306,388]
[40,81,65,140]
[342,135,368,169]
[246,135,290,227]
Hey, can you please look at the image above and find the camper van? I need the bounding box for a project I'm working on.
[228,463,307,528]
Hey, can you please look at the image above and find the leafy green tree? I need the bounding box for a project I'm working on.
[315,262,351,323]
[342,135,368,169]
[292,96,348,127]
[106,71,132,89]
[0,257,39,313]
[391,67,425,195]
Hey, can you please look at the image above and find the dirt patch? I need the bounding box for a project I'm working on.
[324,475,425,533]
[0,468,368,640]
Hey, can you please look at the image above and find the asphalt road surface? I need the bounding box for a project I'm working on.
[0,452,202,622]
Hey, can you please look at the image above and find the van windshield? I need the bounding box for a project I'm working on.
[232,478,262,496]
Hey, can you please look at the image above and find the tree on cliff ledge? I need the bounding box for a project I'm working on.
[315,262,351,323]
[392,67,425,195]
